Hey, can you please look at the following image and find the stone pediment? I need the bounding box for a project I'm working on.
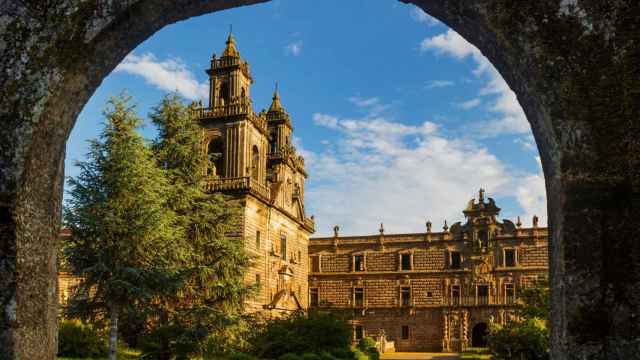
[267,289,302,311]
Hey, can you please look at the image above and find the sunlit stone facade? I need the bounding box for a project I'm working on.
[308,190,548,352]
[195,34,315,316]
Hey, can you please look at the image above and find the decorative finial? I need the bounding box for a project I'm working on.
[222,27,240,57]
[516,216,522,228]
[379,223,385,234]
[426,220,432,233]
[443,220,449,232]
[532,215,539,228]
[333,225,340,237]
[479,188,485,203]
[269,82,284,112]
[229,24,233,35]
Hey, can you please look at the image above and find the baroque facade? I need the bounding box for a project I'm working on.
[194,33,315,315]
[307,189,548,352]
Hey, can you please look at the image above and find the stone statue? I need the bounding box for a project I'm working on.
[426,220,432,233]
[533,215,539,227]
[333,225,340,237]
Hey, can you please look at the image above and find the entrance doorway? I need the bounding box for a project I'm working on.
[471,322,488,347]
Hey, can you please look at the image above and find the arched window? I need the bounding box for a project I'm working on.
[251,145,259,181]
[207,138,224,177]
[270,130,278,154]
[220,81,230,105]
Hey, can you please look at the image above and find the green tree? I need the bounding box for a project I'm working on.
[63,94,178,360]
[142,94,253,359]
[517,277,550,321]
[486,277,550,360]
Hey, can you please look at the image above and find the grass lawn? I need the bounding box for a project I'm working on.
[459,347,492,359]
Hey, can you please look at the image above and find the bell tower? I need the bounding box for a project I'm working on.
[266,84,293,162]
[195,32,315,316]
[206,31,254,108]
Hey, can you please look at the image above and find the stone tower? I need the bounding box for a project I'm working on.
[195,32,315,315]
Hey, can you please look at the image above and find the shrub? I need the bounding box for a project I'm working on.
[352,348,368,360]
[225,352,256,360]
[486,318,549,360]
[57,319,108,358]
[318,352,338,360]
[251,311,352,359]
[279,353,302,360]
[301,353,322,360]
[357,337,376,352]
[357,337,379,360]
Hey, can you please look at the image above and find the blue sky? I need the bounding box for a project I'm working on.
[67,0,546,236]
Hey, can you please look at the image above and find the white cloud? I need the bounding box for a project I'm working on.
[420,30,530,137]
[284,41,303,56]
[410,6,441,26]
[114,52,208,100]
[514,135,537,151]
[516,157,547,226]
[305,98,545,236]
[348,96,390,116]
[456,98,481,110]
[425,80,455,89]
[312,113,339,129]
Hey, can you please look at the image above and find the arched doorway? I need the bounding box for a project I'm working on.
[472,322,488,348]
[1,1,638,359]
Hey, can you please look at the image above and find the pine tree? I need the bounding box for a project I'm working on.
[63,94,178,360]
[147,93,253,358]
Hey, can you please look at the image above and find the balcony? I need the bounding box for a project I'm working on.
[444,295,519,307]
[194,99,252,119]
[204,176,270,200]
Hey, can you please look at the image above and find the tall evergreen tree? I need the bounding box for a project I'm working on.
[146,93,253,359]
[63,94,178,360]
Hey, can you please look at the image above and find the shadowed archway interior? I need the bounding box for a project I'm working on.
[0,1,638,359]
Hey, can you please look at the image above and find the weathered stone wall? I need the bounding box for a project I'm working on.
[1,0,639,358]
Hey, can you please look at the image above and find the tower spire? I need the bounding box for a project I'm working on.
[222,25,240,58]
[269,82,284,112]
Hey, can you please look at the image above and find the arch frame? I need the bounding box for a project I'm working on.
[0,1,638,359]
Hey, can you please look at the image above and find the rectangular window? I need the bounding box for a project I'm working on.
[298,250,302,262]
[401,325,409,340]
[354,288,364,308]
[504,249,516,267]
[505,283,515,304]
[401,287,411,306]
[401,253,412,270]
[311,256,320,272]
[477,285,489,305]
[256,230,261,250]
[426,291,433,298]
[280,234,287,260]
[354,255,364,272]
[310,288,319,307]
[450,251,462,269]
[355,326,364,340]
[255,274,261,286]
[451,285,461,305]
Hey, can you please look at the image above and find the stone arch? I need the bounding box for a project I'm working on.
[1,1,638,359]
[206,136,225,177]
